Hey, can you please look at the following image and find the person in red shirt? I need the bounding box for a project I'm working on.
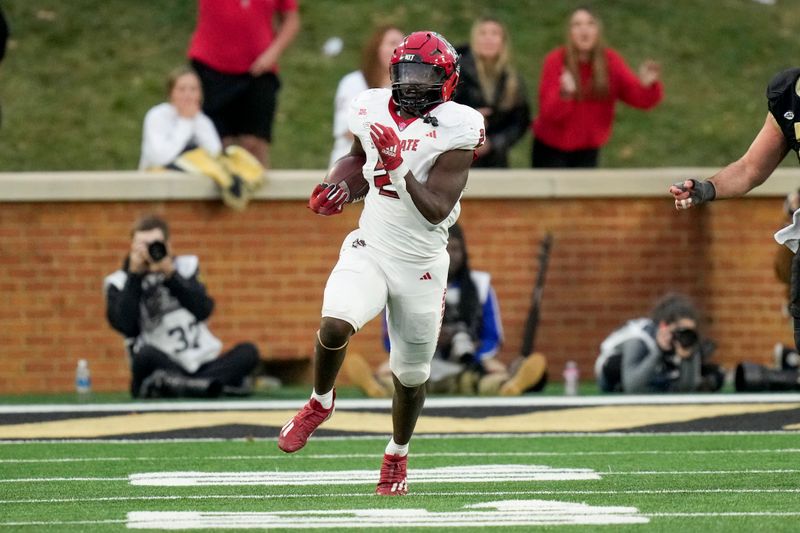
[531,7,662,168]
[188,0,300,167]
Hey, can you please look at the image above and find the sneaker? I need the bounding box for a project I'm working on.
[375,453,408,496]
[499,353,547,396]
[277,391,335,453]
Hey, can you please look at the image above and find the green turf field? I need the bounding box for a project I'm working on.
[2,432,799,531]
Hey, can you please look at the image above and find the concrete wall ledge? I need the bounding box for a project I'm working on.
[2,168,799,202]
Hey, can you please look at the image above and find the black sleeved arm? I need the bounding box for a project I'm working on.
[163,272,215,321]
[490,77,531,154]
[620,338,661,393]
[106,273,144,338]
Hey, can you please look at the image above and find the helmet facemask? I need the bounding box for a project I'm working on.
[390,62,449,121]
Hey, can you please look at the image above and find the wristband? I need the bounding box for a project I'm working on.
[387,161,410,184]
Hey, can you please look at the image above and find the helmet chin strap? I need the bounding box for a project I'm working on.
[404,104,439,127]
[422,114,439,127]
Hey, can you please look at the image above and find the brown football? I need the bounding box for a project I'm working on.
[324,153,370,203]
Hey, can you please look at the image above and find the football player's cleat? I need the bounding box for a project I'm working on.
[277,391,335,453]
[375,453,408,496]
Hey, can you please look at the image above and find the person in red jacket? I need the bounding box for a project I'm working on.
[188,0,300,168]
[531,7,662,168]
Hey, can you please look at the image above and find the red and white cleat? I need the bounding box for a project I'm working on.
[277,392,335,453]
[375,453,408,496]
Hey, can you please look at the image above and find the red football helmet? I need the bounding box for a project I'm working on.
[389,31,460,121]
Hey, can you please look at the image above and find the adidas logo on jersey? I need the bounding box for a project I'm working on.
[425,130,437,138]
[419,272,432,280]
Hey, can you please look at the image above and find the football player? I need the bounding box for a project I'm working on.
[278,31,485,496]
[669,68,800,354]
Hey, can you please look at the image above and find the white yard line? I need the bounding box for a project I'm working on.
[2,447,799,463]
[1,392,799,414]
[4,511,800,528]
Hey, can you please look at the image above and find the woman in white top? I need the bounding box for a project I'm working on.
[328,25,404,167]
[139,66,222,170]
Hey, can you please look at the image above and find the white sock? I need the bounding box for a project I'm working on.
[311,389,334,409]
[385,438,409,457]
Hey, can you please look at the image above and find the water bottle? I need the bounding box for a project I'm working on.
[75,359,92,396]
[563,360,579,396]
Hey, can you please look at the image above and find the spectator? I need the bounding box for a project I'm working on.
[104,214,260,398]
[344,223,548,396]
[531,6,662,168]
[329,25,404,167]
[139,66,222,171]
[139,66,265,211]
[454,16,530,168]
[595,293,724,393]
[188,0,300,167]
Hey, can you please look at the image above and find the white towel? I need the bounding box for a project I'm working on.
[774,209,800,252]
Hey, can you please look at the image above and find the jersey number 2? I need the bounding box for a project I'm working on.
[373,161,399,199]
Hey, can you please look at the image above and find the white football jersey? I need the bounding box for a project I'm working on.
[347,89,485,261]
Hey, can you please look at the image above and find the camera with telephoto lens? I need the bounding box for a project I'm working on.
[147,241,168,262]
[672,327,698,349]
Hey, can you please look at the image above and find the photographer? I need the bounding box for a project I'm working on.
[104,214,259,398]
[595,293,724,393]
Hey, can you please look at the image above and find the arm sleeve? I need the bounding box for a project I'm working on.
[489,75,531,154]
[140,106,195,168]
[193,114,222,157]
[163,272,215,322]
[610,50,663,110]
[106,274,144,338]
[536,51,577,124]
[476,286,503,360]
[620,338,662,393]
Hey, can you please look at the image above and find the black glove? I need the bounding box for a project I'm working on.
[673,179,716,208]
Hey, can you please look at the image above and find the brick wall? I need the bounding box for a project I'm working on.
[0,197,789,393]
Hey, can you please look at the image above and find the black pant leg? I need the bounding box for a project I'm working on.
[532,138,567,168]
[130,345,187,397]
[566,147,599,168]
[194,342,260,386]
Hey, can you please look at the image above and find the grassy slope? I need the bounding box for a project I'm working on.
[2,0,800,171]
[1,434,799,531]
